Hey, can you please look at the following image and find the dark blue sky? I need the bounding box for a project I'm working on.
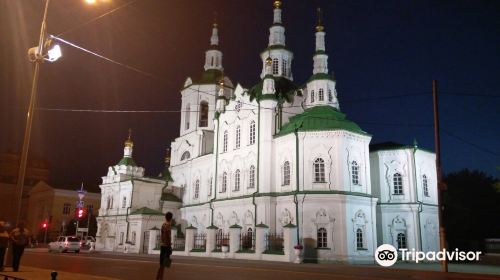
[1,0,498,192]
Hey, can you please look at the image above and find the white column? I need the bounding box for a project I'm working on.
[185,226,197,253]
[255,224,269,255]
[283,223,298,262]
[229,225,242,253]
[206,226,218,253]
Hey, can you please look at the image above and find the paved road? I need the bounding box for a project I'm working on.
[19,250,499,280]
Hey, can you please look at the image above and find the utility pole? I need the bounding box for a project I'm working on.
[433,80,448,272]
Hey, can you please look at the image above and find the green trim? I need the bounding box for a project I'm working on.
[229,224,242,229]
[283,223,296,228]
[190,248,206,252]
[314,50,327,55]
[172,248,184,251]
[378,202,438,207]
[263,250,284,255]
[117,157,137,167]
[211,249,222,253]
[370,142,434,154]
[161,192,182,202]
[255,223,269,228]
[130,207,164,216]
[236,249,255,253]
[315,247,331,250]
[206,225,219,229]
[248,76,298,103]
[186,225,197,230]
[307,72,335,82]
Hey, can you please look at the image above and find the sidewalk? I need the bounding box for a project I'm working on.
[0,267,119,280]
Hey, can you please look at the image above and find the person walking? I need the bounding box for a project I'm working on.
[156,212,172,280]
[10,221,29,272]
[0,221,9,271]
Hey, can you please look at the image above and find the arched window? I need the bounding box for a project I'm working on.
[317,228,328,248]
[211,57,214,66]
[356,228,364,249]
[221,172,227,193]
[397,232,407,249]
[282,59,287,76]
[318,88,324,101]
[314,158,325,182]
[393,173,403,195]
[181,151,190,161]
[352,161,359,185]
[249,165,255,189]
[234,170,241,191]
[208,177,213,197]
[131,231,136,244]
[110,196,113,209]
[185,103,190,130]
[194,180,200,199]
[283,161,290,186]
[122,197,126,208]
[328,89,333,102]
[235,126,241,149]
[199,101,209,127]
[249,121,256,145]
[310,90,315,103]
[119,232,124,244]
[272,58,279,75]
[223,130,228,152]
[423,175,429,197]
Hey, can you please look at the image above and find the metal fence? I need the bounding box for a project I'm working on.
[240,231,255,251]
[173,236,185,251]
[265,233,283,254]
[193,233,207,251]
[215,231,230,251]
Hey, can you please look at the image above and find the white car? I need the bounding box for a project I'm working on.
[48,236,81,253]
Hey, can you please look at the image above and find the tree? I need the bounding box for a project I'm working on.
[444,169,500,252]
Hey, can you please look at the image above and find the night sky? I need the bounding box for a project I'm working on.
[1,0,499,192]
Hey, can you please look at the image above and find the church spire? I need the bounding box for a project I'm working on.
[313,8,328,74]
[123,128,134,158]
[268,0,285,47]
[204,14,223,71]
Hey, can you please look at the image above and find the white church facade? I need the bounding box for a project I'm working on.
[96,1,439,263]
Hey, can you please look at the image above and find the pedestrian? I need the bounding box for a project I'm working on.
[10,221,30,272]
[156,212,172,280]
[0,221,9,271]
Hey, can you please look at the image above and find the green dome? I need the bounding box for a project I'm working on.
[277,106,367,136]
[117,157,137,166]
[192,69,224,85]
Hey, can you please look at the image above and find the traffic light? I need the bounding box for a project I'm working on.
[78,208,84,219]
[42,222,47,229]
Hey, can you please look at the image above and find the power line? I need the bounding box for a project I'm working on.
[442,129,499,157]
[440,91,500,98]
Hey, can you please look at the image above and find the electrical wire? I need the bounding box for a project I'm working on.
[442,129,499,158]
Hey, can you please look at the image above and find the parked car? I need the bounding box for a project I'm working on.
[80,236,96,247]
[48,236,81,253]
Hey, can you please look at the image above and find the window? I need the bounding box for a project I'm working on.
[249,165,255,189]
[282,161,290,186]
[211,57,214,66]
[106,197,110,209]
[317,228,328,248]
[120,232,124,244]
[110,196,114,209]
[282,59,287,76]
[397,233,407,249]
[131,231,136,245]
[208,177,213,197]
[122,197,127,208]
[199,101,209,127]
[352,161,359,185]
[423,175,429,197]
[235,126,241,149]
[181,151,190,161]
[185,103,190,130]
[194,180,200,199]
[223,130,228,152]
[314,158,325,182]
[272,58,279,75]
[63,203,71,215]
[221,172,227,193]
[310,90,315,103]
[356,228,364,249]
[234,170,241,191]
[319,88,324,101]
[393,173,403,195]
[328,89,333,102]
[249,121,256,145]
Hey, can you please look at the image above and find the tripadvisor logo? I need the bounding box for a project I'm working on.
[375,244,482,267]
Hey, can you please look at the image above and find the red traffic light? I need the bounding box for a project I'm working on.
[78,209,84,218]
[42,222,47,228]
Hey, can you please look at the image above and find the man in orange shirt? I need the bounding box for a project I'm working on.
[156,212,172,280]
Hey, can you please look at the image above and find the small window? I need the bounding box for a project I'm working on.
[314,158,325,182]
[185,103,190,130]
[181,151,190,161]
[194,180,200,199]
[356,228,364,249]
[393,173,403,195]
[423,175,429,197]
[311,90,315,103]
[62,203,71,215]
[282,59,287,76]
[249,121,256,145]
[208,177,213,197]
[199,101,209,127]
[120,232,124,244]
[221,172,227,193]
[328,89,333,102]
[318,88,324,101]
[282,161,290,186]
[397,232,407,249]
[352,161,359,185]
[249,165,255,189]
[122,197,127,208]
[235,126,241,149]
[131,231,136,245]
[223,130,228,152]
[272,58,279,75]
[317,227,327,248]
[234,170,241,191]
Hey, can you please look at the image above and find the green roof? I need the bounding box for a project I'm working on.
[248,76,298,103]
[370,141,434,153]
[161,192,182,202]
[130,207,163,216]
[192,69,224,85]
[117,157,137,167]
[277,106,367,137]
[307,72,335,83]
[261,44,291,53]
